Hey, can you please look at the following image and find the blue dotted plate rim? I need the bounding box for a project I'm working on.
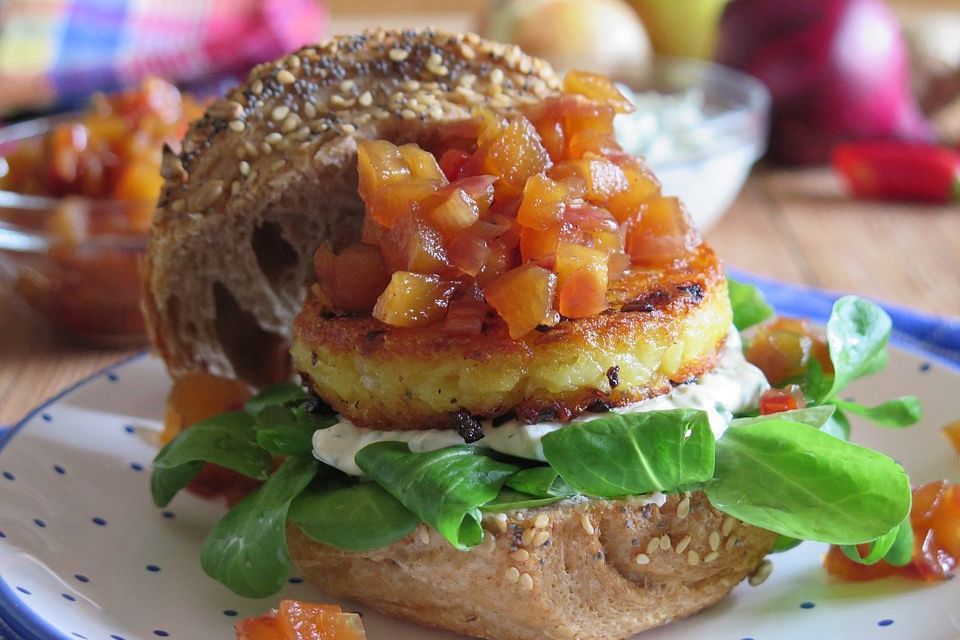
[0,351,145,640]
[0,288,956,640]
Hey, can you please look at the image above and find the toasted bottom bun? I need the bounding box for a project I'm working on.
[287,492,776,640]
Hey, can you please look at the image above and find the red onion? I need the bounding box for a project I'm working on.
[715,0,934,164]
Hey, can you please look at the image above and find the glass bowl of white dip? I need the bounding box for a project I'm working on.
[613,57,770,230]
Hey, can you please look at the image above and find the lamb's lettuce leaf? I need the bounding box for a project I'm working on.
[505,467,578,498]
[730,405,835,430]
[840,517,914,567]
[150,386,336,507]
[200,455,320,598]
[879,518,915,567]
[355,442,517,550]
[820,409,852,440]
[151,411,272,507]
[254,404,336,455]
[290,481,419,552]
[770,535,803,553]
[789,298,888,404]
[727,278,774,331]
[244,383,311,416]
[480,489,565,512]
[833,397,922,428]
[706,418,911,545]
[151,459,203,510]
[819,296,893,403]
[255,423,317,455]
[541,409,715,498]
[151,292,925,601]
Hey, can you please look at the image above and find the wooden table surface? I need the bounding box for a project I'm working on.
[3,166,957,426]
[2,4,959,426]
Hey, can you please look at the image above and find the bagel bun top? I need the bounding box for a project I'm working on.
[141,29,563,386]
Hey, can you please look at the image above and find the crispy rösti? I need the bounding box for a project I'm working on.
[293,245,730,429]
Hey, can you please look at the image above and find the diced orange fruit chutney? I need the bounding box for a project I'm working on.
[312,71,705,338]
[825,480,960,582]
[163,372,258,507]
[562,70,636,114]
[162,372,251,444]
[944,420,960,454]
[484,264,558,338]
[373,272,456,327]
[312,245,389,313]
[235,600,366,640]
[0,77,203,231]
[236,615,285,640]
[745,318,833,386]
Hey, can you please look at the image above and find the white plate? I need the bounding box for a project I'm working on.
[0,344,958,640]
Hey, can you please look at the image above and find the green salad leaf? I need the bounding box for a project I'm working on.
[881,519,915,567]
[778,297,920,437]
[244,383,310,416]
[706,418,911,545]
[505,466,578,498]
[731,405,851,441]
[252,404,301,429]
[793,357,828,404]
[355,442,517,550]
[770,535,803,553]
[151,459,203,510]
[255,406,337,455]
[730,405,835,430]
[727,278,774,331]
[820,296,893,402]
[820,410,852,440]
[480,489,565,512]
[840,517,914,567]
[840,523,899,564]
[200,455,319,598]
[151,411,272,507]
[290,481,419,552]
[541,409,714,498]
[255,424,316,455]
[833,397,922,428]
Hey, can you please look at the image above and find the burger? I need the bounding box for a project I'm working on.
[143,29,918,640]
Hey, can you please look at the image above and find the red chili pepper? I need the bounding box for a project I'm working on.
[832,141,960,204]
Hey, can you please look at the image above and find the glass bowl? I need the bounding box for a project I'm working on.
[612,57,771,230]
[0,116,152,347]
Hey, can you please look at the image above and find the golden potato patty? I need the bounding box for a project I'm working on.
[292,245,731,430]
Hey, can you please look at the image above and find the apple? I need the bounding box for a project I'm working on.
[628,0,731,59]
[479,0,652,74]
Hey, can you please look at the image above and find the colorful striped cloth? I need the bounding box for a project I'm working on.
[0,0,327,117]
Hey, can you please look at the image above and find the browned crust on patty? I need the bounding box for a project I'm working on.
[293,245,731,429]
[300,245,722,355]
[288,492,777,640]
